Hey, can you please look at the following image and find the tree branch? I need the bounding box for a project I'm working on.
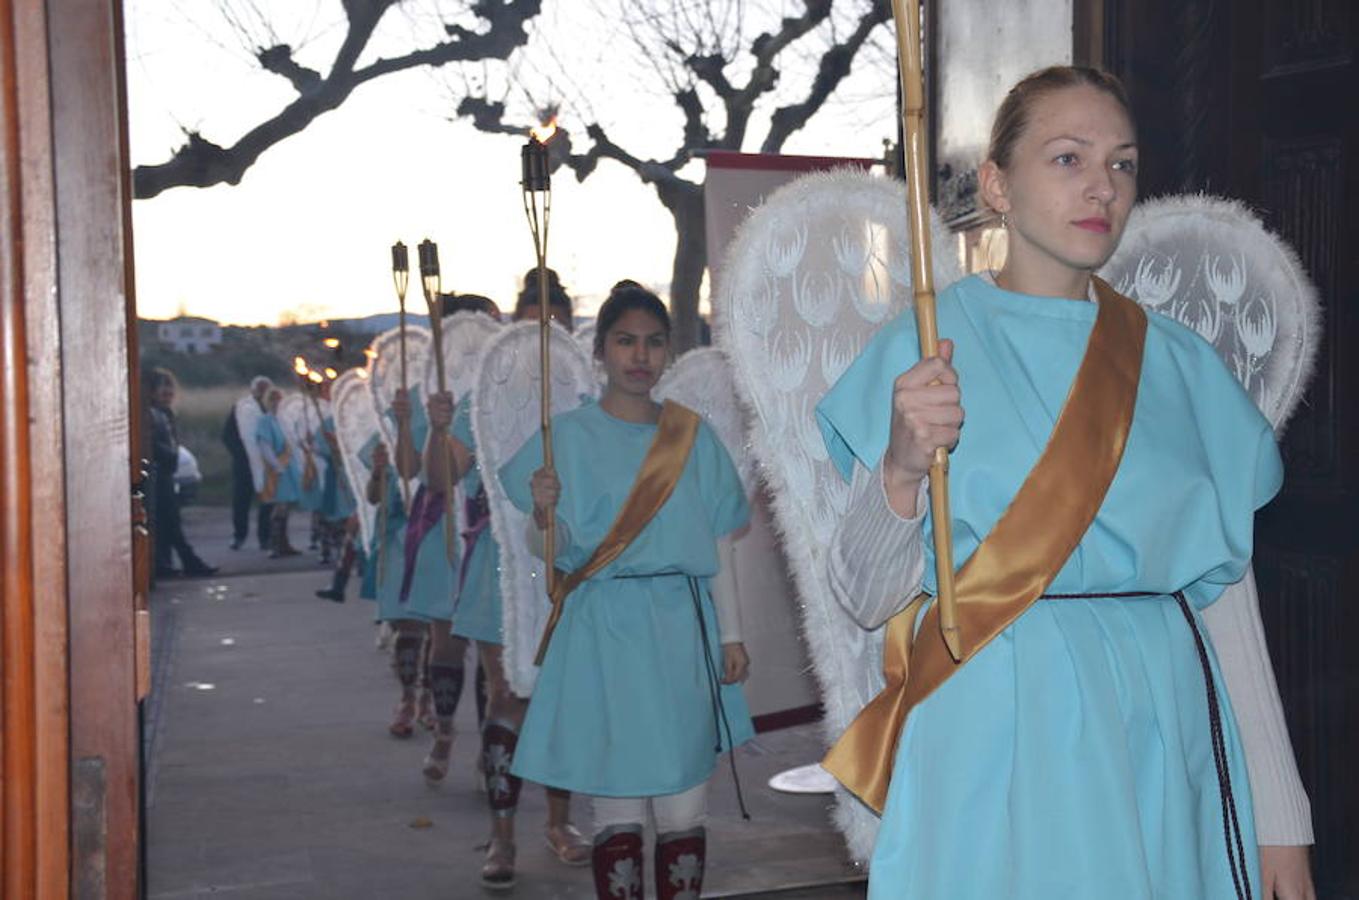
[133,0,543,199]
[762,0,890,153]
[257,44,323,93]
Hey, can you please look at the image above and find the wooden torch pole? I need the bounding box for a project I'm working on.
[890,0,961,661]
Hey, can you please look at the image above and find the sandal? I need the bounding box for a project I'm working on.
[388,697,416,739]
[421,733,453,783]
[416,688,437,732]
[545,822,592,867]
[480,837,516,891]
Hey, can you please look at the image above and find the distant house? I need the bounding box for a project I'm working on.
[156,316,222,354]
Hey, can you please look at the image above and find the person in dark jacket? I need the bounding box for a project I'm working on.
[149,368,217,578]
[222,375,273,550]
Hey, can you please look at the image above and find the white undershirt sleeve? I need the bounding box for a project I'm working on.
[711,536,741,644]
[827,461,927,630]
[1202,566,1314,845]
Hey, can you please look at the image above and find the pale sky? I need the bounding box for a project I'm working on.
[126,2,895,326]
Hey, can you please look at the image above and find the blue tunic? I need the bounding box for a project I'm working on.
[500,400,755,796]
[256,413,301,504]
[817,275,1281,899]
[314,415,357,523]
[296,440,326,513]
[400,388,457,622]
[358,436,418,623]
[449,392,504,646]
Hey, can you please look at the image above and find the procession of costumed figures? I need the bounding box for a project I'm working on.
[237,11,1327,894]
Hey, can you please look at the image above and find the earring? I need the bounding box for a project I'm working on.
[1000,211,1009,229]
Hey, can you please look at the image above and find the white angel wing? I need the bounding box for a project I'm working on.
[276,393,309,456]
[428,311,505,539]
[234,394,265,492]
[655,347,756,495]
[471,321,601,697]
[368,323,433,453]
[428,311,504,401]
[713,168,964,861]
[1099,194,1321,431]
[573,320,597,356]
[332,370,381,550]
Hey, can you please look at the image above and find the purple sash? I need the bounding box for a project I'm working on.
[398,484,446,605]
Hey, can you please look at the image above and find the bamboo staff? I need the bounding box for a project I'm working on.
[890,0,960,661]
[522,125,557,618]
[417,239,458,563]
[391,242,413,508]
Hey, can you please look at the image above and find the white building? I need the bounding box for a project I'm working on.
[157,316,222,354]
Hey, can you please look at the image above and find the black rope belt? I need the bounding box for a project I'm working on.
[1039,590,1251,900]
[613,571,750,820]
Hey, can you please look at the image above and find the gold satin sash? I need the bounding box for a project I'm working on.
[533,400,702,665]
[259,446,293,503]
[823,277,1148,813]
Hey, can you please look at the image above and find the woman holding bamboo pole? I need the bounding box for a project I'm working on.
[425,284,593,889]
[502,284,753,900]
[818,67,1313,899]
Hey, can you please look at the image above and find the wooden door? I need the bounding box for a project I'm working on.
[1233,4,1358,895]
[1,0,143,895]
[1100,0,1358,893]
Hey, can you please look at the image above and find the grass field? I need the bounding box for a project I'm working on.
[174,384,243,507]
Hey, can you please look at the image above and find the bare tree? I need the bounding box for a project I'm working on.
[132,0,543,200]
[456,0,893,348]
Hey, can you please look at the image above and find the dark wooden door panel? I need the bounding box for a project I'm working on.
[1100,0,1358,893]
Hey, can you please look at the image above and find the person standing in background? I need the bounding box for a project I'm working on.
[148,367,218,578]
[222,375,273,550]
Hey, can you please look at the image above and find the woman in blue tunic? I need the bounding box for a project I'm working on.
[382,382,469,745]
[434,285,591,890]
[256,386,302,558]
[313,397,361,599]
[356,436,436,737]
[817,67,1313,899]
[500,285,754,900]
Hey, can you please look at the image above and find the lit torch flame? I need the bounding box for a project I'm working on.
[293,356,308,376]
[323,337,341,349]
[363,348,378,361]
[356,369,370,380]
[324,367,338,380]
[308,370,324,385]
[530,116,558,144]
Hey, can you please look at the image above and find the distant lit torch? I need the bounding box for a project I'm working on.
[523,115,563,666]
[418,239,456,562]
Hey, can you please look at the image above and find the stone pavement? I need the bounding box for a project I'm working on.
[144,506,867,899]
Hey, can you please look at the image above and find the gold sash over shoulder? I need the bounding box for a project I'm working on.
[533,400,702,665]
[823,278,1148,813]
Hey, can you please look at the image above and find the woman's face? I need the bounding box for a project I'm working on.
[982,84,1138,277]
[153,381,175,409]
[266,390,282,414]
[599,308,669,397]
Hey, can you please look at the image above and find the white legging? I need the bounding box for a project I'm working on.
[592,782,708,836]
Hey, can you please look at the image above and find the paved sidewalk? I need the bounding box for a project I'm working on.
[145,506,866,899]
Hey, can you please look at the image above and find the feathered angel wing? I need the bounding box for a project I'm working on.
[234,394,265,492]
[713,168,964,861]
[368,324,433,455]
[654,347,756,495]
[1099,194,1321,431]
[470,321,600,697]
[573,320,597,355]
[332,370,381,551]
[276,394,309,455]
[429,311,505,536]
